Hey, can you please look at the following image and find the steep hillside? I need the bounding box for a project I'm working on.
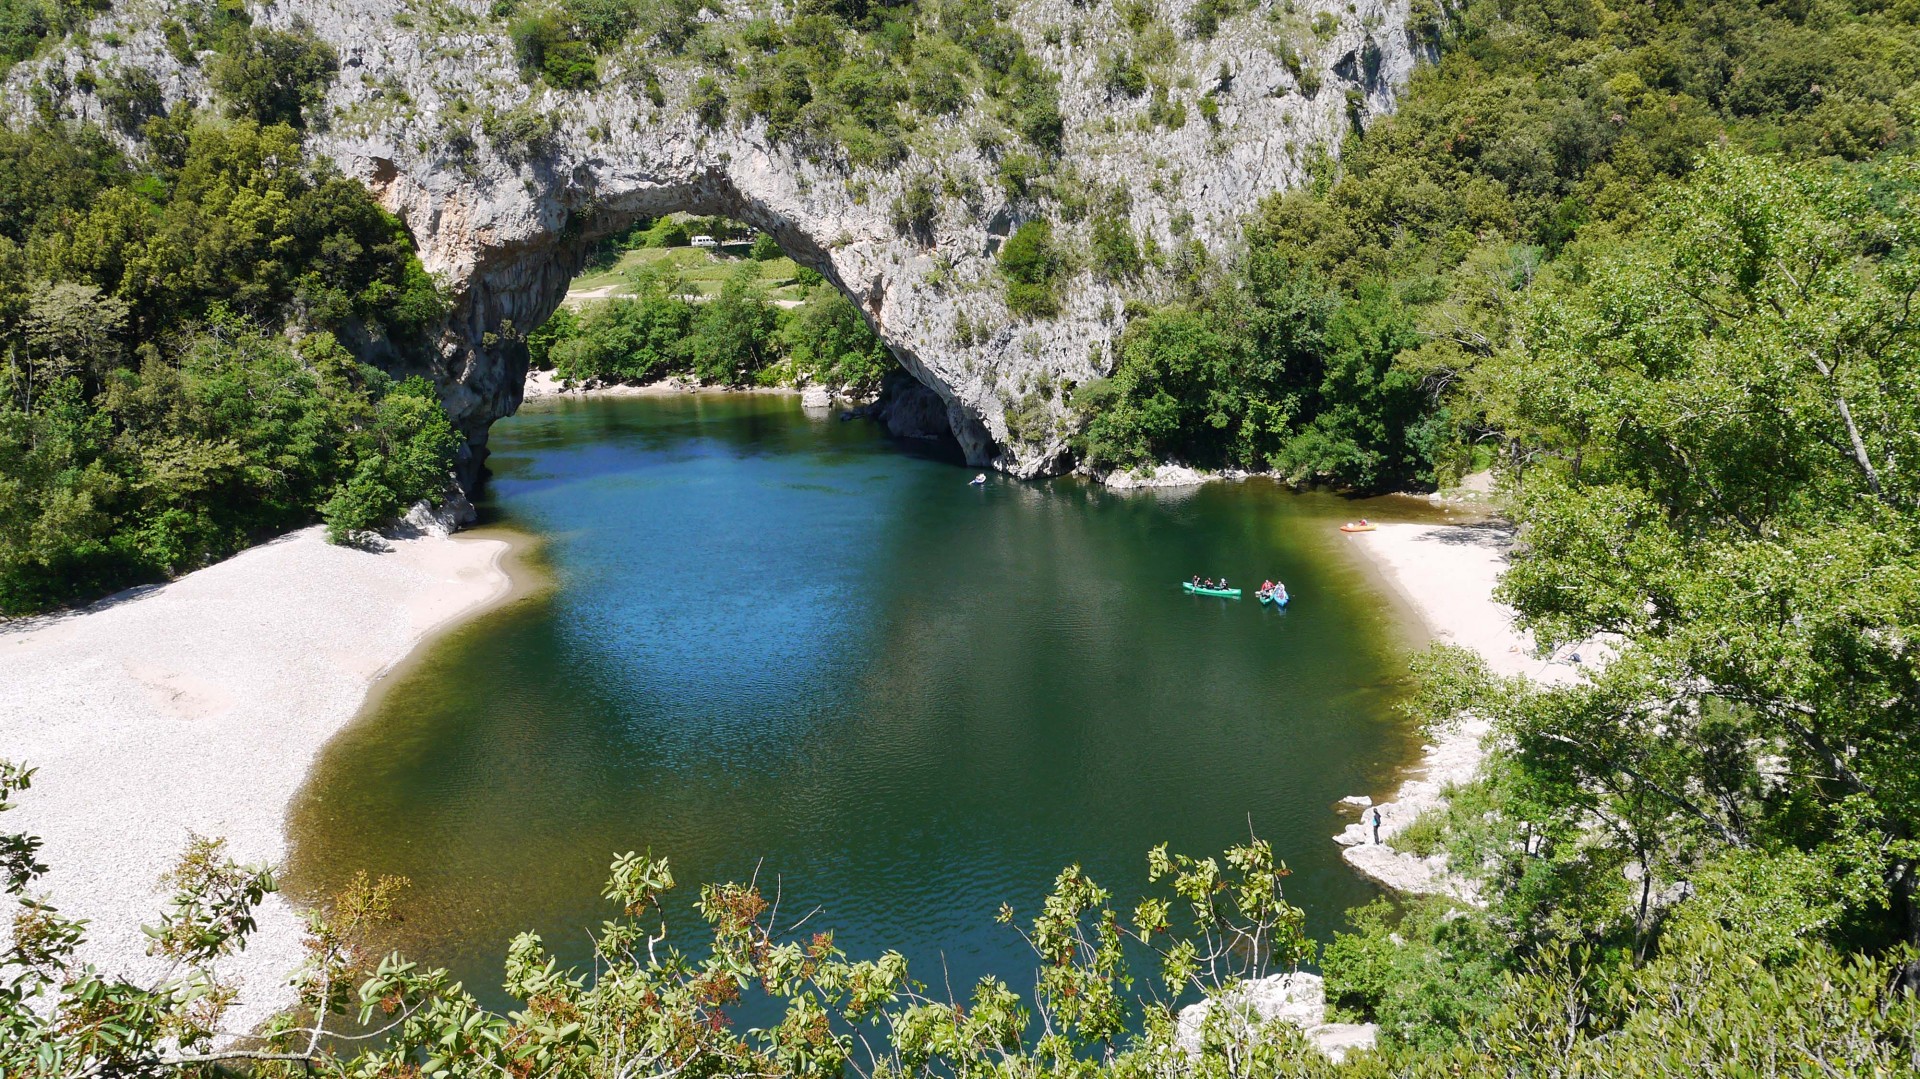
[9,0,1417,482]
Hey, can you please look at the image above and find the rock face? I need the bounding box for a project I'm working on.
[11,0,1418,488]
[1174,972,1378,1064]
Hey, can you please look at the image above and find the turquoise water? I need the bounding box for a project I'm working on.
[286,393,1437,1005]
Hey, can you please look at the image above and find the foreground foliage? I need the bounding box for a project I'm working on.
[4,756,1915,1078]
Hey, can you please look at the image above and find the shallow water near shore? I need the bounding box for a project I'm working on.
[286,394,1450,1008]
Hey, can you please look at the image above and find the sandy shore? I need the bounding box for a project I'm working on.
[1334,522,1586,897]
[0,526,515,1034]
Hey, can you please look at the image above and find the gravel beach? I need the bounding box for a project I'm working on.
[0,526,513,1035]
[1335,522,1586,895]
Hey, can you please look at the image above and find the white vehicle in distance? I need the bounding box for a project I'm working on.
[690,234,718,248]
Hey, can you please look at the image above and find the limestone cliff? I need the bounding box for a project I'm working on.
[10,0,1416,486]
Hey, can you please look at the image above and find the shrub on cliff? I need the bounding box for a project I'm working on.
[206,22,337,129]
[998,219,1064,318]
[0,0,106,69]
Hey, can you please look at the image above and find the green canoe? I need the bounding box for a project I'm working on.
[1182,582,1242,597]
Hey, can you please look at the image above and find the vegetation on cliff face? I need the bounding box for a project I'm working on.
[1069,0,1920,489]
[0,113,456,613]
[495,0,1064,168]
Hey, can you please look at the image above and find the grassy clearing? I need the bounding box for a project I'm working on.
[569,247,809,301]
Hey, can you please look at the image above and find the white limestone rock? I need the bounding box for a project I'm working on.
[1099,464,1216,489]
[1175,973,1379,1065]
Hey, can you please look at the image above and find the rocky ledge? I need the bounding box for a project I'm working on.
[1175,972,1378,1064]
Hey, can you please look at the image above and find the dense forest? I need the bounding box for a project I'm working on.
[0,15,458,613]
[3,0,1920,1070]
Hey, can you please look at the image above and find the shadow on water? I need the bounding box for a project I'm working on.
[285,394,1454,1014]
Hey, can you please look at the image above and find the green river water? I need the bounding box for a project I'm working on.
[285,393,1455,1006]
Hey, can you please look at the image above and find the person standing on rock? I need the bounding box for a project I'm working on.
[1371,806,1383,844]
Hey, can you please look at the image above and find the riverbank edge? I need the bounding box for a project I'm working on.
[1331,521,1582,898]
[0,524,529,1038]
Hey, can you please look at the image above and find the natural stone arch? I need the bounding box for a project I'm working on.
[10,0,1419,487]
[357,162,1018,486]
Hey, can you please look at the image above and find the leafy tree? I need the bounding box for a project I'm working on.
[0,111,456,611]
[1463,149,1920,948]
[779,284,892,392]
[549,279,696,384]
[322,376,462,544]
[206,22,338,129]
[689,265,778,382]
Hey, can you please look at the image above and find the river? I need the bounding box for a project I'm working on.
[286,392,1443,1007]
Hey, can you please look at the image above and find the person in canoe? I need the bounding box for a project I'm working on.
[1260,579,1274,596]
[1192,575,1202,588]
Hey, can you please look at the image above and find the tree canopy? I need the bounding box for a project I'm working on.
[0,114,455,613]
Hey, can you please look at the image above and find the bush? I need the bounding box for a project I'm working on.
[206,23,338,129]
[1089,215,1141,281]
[640,217,690,247]
[890,174,937,242]
[548,285,695,383]
[689,266,778,382]
[319,377,459,544]
[1101,51,1147,98]
[690,75,727,128]
[997,219,1063,318]
[482,102,558,163]
[526,303,577,369]
[96,67,165,133]
[1000,55,1063,153]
